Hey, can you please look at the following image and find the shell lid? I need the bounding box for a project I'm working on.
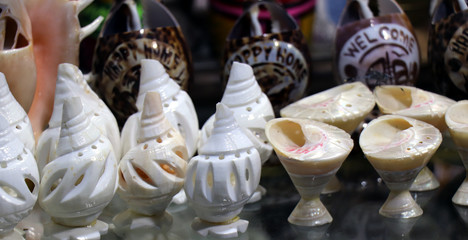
[221,62,262,107]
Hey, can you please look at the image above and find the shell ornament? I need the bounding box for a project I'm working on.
[0,72,35,153]
[121,59,198,157]
[223,1,312,114]
[38,97,118,227]
[335,0,420,88]
[117,92,187,217]
[36,63,121,173]
[266,118,353,226]
[281,81,375,133]
[90,0,193,127]
[0,115,39,237]
[185,103,261,238]
[429,0,468,100]
[360,115,442,218]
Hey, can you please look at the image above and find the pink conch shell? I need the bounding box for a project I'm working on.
[0,72,35,153]
[0,0,103,139]
[118,91,188,215]
[38,97,117,227]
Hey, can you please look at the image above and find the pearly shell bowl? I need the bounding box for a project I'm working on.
[360,115,442,218]
[0,115,39,237]
[199,61,274,203]
[117,92,188,216]
[265,118,353,226]
[445,100,468,205]
[280,81,375,193]
[374,85,455,191]
[121,59,198,157]
[185,103,261,238]
[36,63,121,174]
[38,97,118,227]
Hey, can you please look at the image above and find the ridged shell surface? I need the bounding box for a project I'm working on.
[374,85,456,131]
[360,115,442,172]
[280,82,375,133]
[185,103,261,223]
[0,115,39,235]
[0,72,35,153]
[38,97,118,227]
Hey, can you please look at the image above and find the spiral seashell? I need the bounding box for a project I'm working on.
[280,81,375,133]
[118,92,188,215]
[36,63,121,173]
[130,59,198,157]
[0,72,35,153]
[374,85,456,131]
[38,97,118,227]
[0,114,39,236]
[185,103,261,237]
[200,61,274,163]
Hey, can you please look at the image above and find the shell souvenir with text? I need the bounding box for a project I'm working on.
[223,1,311,114]
[335,0,420,88]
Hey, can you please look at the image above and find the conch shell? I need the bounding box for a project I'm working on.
[185,103,261,237]
[36,63,121,173]
[118,92,188,215]
[0,72,35,153]
[374,85,456,131]
[0,0,103,138]
[121,59,198,157]
[200,61,274,163]
[0,114,39,236]
[280,81,375,133]
[38,97,118,227]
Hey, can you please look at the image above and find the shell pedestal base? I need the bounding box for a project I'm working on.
[247,185,267,204]
[112,209,173,238]
[321,175,342,194]
[191,217,248,238]
[0,229,24,240]
[410,166,439,191]
[453,175,468,206]
[379,190,423,218]
[288,197,333,226]
[42,220,108,240]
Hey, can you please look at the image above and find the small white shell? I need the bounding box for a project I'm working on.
[0,72,35,153]
[117,91,188,215]
[280,82,375,133]
[199,62,274,163]
[185,103,261,224]
[36,63,121,173]
[0,115,39,235]
[38,97,118,227]
[130,59,198,157]
[374,85,456,131]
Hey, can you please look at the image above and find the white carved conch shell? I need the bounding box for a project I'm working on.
[38,97,118,227]
[0,72,35,153]
[280,81,375,133]
[0,114,39,236]
[374,85,456,131]
[200,61,274,164]
[121,59,198,157]
[118,92,188,216]
[185,103,261,237]
[36,63,121,173]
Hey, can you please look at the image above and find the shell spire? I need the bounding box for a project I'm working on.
[136,59,180,110]
[138,91,174,143]
[0,114,24,161]
[48,64,77,128]
[56,97,100,157]
[199,103,256,155]
[221,62,262,107]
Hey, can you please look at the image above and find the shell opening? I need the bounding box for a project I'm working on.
[245,168,249,181]
[156,137,162,143]
[49,178,62,193]
[143,144,148,150]
[17,155,23,161]
[207,171,213,188]
[246,107,252,112]
[91,145,97,150]
[78,152,83,157]
[159,163,176,175]
[119,170,127,188]
[230,172,236,186]
[273,120,306,148]
[15,125,21,130]
[0,162,6,168]
[173,149,184,159]
[375,87,413,111]
[1,185,18,198]
[74,174,84,186]
[25,178,35,193]
[219,154,225,160]
[3,16,28,50]
[135,167,154,186]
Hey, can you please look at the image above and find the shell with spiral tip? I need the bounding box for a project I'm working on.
[0,114,39,236]
[0,72,35,153]
[121,59,198,157]
[200,62,274,164]
[374,85,456,131]
[118,92,187,215]
[36,63,121,173]
[280,82,375,133]
[38,97,118,227]
[185,103,261,224]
